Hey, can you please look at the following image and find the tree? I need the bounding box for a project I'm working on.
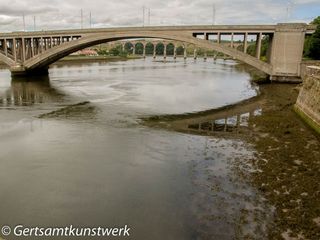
[304,16,320,59]
[109,45,128,57]
[308,25,320,60]
[311,16,320,25]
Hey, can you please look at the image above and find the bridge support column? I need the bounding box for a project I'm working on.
[193,48,197,60]
[13,38,17,62]
[163,44,167,60]
[22,38,26,61]
[4,39,7,56]
[40,37,44,53]
[153,45,156,59]
[231,33,234,48]
[143,44,146,58]
[183,47,187,60]
[244,32,248,53]
[133,45,136,55]
[269,23,307,82]
[205,32,209,40]
[31,38,35,57]
[256,32,262,59]
[173,45,177,59]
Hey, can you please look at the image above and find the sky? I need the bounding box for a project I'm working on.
[0,0,319,32]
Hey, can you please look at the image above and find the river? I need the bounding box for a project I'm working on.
[0,58,269,239]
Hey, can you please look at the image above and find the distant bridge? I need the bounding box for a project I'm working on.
[0,23,315,81]
[107,39,244,59]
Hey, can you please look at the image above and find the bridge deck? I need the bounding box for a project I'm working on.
[0,24,316,37]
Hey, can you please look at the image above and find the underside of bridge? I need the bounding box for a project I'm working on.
[0,23,315,82]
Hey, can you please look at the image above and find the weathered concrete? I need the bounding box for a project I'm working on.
[0,23,316,79]
[270,24,308,82]
[295,66,320,133]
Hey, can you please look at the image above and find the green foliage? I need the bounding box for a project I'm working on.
[155,44,164,55]
[311,16,320,25]
[246,36,270,61]
[145,43,154,55]
[304,16,320,59]
[303,35,312,57]
[246,43,256,57]
[109,45,128,57]
[176,46,184,55]
[97,49,108,55]
[308,25,320,60]
[134,43,144,55]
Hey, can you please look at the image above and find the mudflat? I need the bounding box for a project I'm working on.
[144,83,320,239]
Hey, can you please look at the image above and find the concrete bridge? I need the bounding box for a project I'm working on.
[0,23,315,81]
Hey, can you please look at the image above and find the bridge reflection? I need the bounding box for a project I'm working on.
[0,76,64,107]
[188,108,262,133]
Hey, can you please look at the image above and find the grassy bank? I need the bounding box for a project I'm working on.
[58,55,141,62]
[0,55,142,67]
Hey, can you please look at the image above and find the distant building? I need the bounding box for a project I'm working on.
[71,49,98,56]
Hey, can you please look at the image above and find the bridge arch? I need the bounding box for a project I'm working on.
[134,42,144,55]
[166,42,175,56]
[124,42,134,54]
[12,31,272,75]
[145,42,154,55]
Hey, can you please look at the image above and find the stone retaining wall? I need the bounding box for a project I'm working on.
[295,66,320,133]
[300,60,320,79]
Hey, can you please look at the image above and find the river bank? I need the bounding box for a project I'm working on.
[143,82,320,239]
[0,55,142,68]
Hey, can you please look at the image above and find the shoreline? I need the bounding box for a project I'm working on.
[143,82,320,239]
[0,55,142,68]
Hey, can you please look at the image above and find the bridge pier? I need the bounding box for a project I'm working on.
[10,65,49,77]
[143,43,146,58]
[269,23,307,82]
[153,48,156,59]
[132,45,136,55]
[243,32,248,53]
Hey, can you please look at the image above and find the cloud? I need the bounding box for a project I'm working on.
[0,0,318,31]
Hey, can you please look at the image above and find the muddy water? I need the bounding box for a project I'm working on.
[0,58,268,239]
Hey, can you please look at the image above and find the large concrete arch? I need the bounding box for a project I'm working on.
[13,31,272,75]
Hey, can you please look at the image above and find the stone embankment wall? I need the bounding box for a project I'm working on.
[300,60,320,79]
[295,66,320,133]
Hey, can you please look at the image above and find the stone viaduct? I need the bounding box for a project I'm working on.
[0,23,315,81]
[107,39,243,60]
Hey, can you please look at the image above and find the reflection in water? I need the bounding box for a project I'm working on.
[0,58,270,239]
[0,75,64,107]
[188,108,262,133]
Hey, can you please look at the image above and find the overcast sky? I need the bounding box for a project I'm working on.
[0,0,319,32]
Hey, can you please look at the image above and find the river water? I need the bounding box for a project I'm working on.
[0,58,268,239]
